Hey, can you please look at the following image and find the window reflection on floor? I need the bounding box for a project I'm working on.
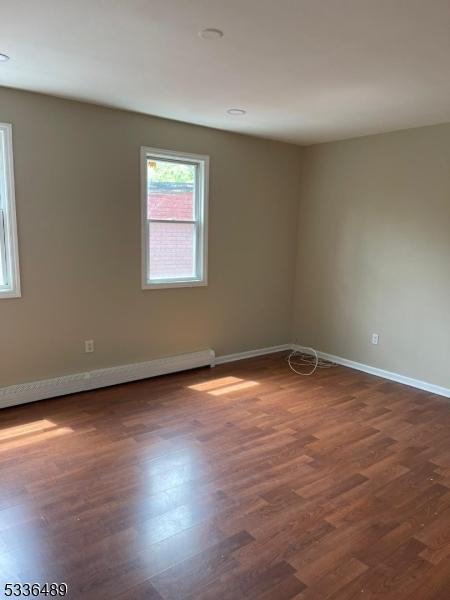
[188,376,259,396]
[0,419,73,451]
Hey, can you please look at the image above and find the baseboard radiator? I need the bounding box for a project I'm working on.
[0,349,215,410]
[1,342,449,410]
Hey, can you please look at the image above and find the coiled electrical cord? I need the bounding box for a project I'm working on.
[287,346,337,376]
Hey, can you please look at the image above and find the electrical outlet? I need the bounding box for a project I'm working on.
[85,340,95,353]
[371,333,379,345]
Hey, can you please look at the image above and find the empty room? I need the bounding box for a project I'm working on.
[1,1,449,598]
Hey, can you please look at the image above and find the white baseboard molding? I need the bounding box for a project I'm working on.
[0,349,215,410]
[2,342,449,410]
[214,344,292,366]
[291,344,450,399]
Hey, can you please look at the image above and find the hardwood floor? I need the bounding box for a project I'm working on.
[1,353,450,599]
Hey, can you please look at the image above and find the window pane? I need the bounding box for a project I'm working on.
[0,244,6,287]
[0,140,5,288]
[148,159,195,221]
[0,210,7,288]
[0,125,20,297]
[149,221,196,280]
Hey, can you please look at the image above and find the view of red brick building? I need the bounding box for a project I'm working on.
[147,181,195,279]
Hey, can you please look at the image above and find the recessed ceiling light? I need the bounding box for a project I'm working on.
[199,28,224,40]
[0,53,10,62]
[227,108,246,116]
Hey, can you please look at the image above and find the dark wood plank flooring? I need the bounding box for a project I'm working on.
[1,353,450,599]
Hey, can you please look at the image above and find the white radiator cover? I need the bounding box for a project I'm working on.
[2,342,448,410]
[0,349,215,409]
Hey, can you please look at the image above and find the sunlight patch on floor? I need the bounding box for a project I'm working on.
[0,419,73,451]
[0,419,59,441]
[188,376,259,396]
[209,380,259,396]
[188,376,242,392]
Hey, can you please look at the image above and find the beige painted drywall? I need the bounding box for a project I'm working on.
[0,87,302,387]
[2,85,449,392]
[293,123,450,389]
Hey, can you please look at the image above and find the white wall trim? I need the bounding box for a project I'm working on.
[0,123,21,299]
[291,344,450,399]
[2,343,449,410]
[140,146,209,290]
[0,349,214,410]
[214,344,292,365]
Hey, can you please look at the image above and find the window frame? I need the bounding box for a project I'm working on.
[0,123,21,299]
[140,146,209,290]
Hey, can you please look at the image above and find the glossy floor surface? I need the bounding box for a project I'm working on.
[1,354,450,599]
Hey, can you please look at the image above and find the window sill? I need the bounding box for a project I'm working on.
[0,289,21,299]
[142,279,207,290]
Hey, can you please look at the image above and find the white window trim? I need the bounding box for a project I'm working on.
[0,123,21,299]
[140,146,209,290]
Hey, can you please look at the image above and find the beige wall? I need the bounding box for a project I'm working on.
[0,87,302,387]
[293,123,450,388]
[2,85,449,392]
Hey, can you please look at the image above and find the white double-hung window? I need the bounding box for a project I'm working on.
[0,123,20,298]
[141,147,208,289]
